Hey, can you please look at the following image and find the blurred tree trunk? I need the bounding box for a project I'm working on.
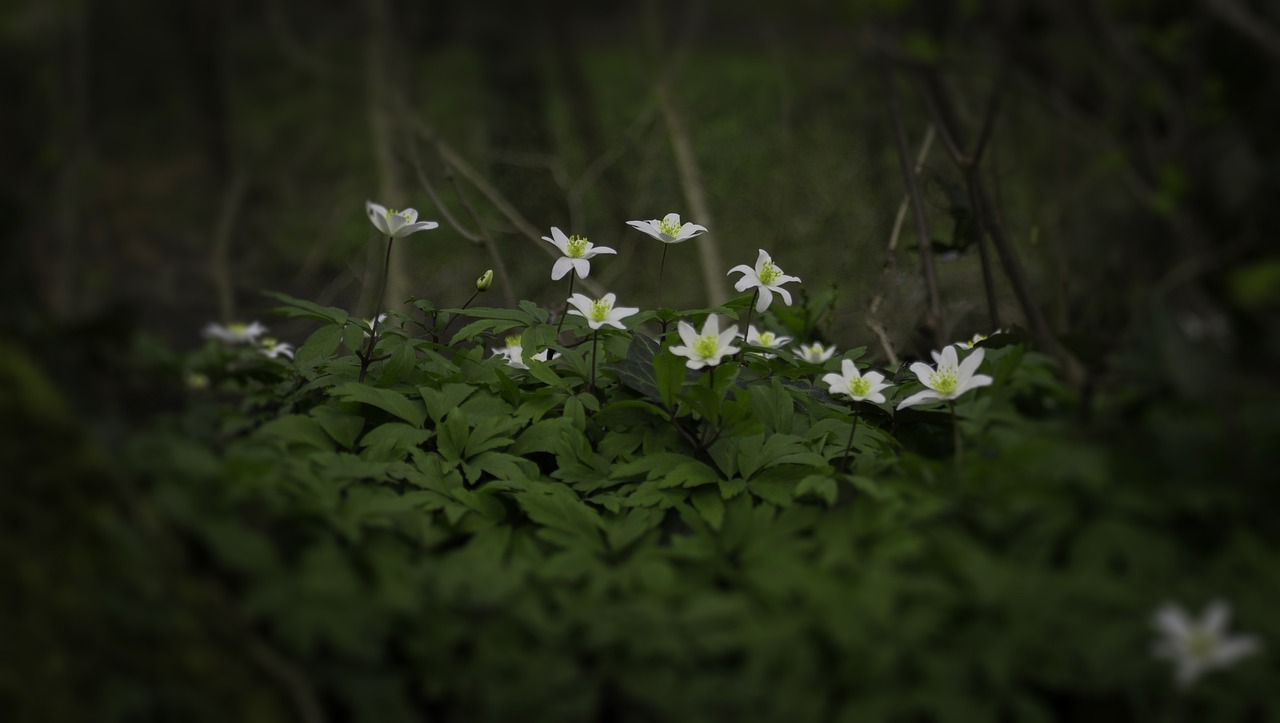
[365,0,411,315]
[474,0,562,231]
[49,1,92,318]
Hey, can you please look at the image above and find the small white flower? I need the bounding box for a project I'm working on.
[670,316,740,370]
[542,227,617,280]
[363,313,388,337]
[365,200,439,238]
[492,335,556,370]
[184,371,210,390]
[626,213,708,244]
[740,325,792,359]
[1152,600,1261,689]
[822,359,892,404]
[203,321,268,344]
[728,249,802,313]
[566,293,639,331]
[896,346,993,410]
[953,332,990,350]
[260,337,294,360]
[794,342,837,364]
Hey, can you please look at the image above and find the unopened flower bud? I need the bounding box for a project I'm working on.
[476,269,494,291]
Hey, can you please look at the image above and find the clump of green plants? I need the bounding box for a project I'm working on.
[116,201,1275,723]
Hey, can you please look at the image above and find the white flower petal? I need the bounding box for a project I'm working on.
[366,201,391,235]
[551,257,575,280]
[958,347,986,379]
[909,362,935,385]
[572,258,591,278]
[676,321,698,348]
[897,389,943,410]
[754,286,773,313]
[773,286,793,307]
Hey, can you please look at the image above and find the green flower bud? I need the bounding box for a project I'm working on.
[476,269,494,291]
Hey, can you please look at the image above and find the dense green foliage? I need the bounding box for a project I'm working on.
[8,287,1263,722]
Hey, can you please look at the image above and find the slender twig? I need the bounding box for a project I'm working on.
[882,60,943,348]
[556,274,576,336]
[588,328,599,392]
[358,236,394,382]
[657,244,670,308]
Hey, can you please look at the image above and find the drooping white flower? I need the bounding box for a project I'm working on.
[670,316,740,370]
[740,325,792,359]
[259,337,294,360]
[492,335,556,370]
[203,321,268,344]
[365,200,439,238]
[566,293,639,331]
[896,346,993,410]
[728,249,802,313]
[954,332,990,350]
[822,359,892,404]
[626,213,708,244]
[543,227,617,280]
[362,313,388,337]
[1152,600,1261,689]
[794,342,837,364]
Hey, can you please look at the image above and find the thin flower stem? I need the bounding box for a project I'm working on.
[839,410,860,474]
[949,400,964,480]
[359,236,394,382]
[658,244,670,308]
[708,364,716,391]
[588,328,599,393]
[436,288,482,343]
[738,289,759,364]
[556,274,576,336]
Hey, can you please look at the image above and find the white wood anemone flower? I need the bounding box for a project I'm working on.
[626,213,708,244]
[728,249,802,313]
[566,293,639,331]
[203,321,268,344]
[259,338,294,360]
[670,316,741,370]
[542,227,616,280]
[492,336,556,370]
[740,325,792,359]
[365,201,439,238]
[896,346,994,410]
[1153,600,1261,689]
[794,342,837,364]
[822,359,892,404]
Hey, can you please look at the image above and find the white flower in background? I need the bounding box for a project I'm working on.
[822,360,892,404]
[626,213,708,244]
[365,200,439,238]
[740,325,792,359]
[670,316,740,370]
[896,346,993,410]
[492,335,556,370]
[362,313,388,336]
[542,227,616,280]
[184,371,210,390]
[203,321,268,344]
[954,332,990,350]
[728,249,802,313]
[260,338,294,360]
[794,342,837,364]
[566,293,639,331]
[1152,600,1261,689]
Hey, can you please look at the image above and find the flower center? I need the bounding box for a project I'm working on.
[693,335,719,359]
[589,298,611,321]
[848,377,872,397]
[758,331,775,346]
[758,261,781,285]
[658,219,683,237]
[929,365,959,394]
[566,235,588,257]
[1187,631,1220,661]
[228,323,246,335]
[261,337,278,347]
[504,335,522,348]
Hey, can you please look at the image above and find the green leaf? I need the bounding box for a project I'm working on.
[516,486,605,552]
[377,337,418,387]
[330,382,427,427]
[691,487,726,530]
[653,349,688,409]
[359,422,431,452]
[795,475,838,506]
[510,418,572,456]
[524,356,566,389]
[255,414,333,450]
[265,291,350,325]
[311,405,365,449]
[418,383,477,425]
[437,411,469,463]
[295,324,344,370]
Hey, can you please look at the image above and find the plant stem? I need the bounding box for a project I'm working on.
[556,274,576,336]
[588,328,599,393]
[359,235,394,382]
[949,400,964,480]
[658,243,669,307]
[839,409,860,474]
[738,289,759,364]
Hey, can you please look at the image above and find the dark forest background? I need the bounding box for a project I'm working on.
[4,0,1280,720]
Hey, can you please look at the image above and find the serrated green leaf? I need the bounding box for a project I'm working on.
[330,382,427,427]
[691,487,726,530]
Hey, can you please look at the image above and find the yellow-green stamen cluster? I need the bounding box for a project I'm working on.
[758,261,781,285]
[504,335,522,348]
[929,365,959,394]
[589,298,610,321]
[758,332,776,346]
[228,323,247,335]
[692,335,719,359]
[658,219,683,236]
[848,377,872,397]
[1187,631,1220,661]
[566,235,588,257]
